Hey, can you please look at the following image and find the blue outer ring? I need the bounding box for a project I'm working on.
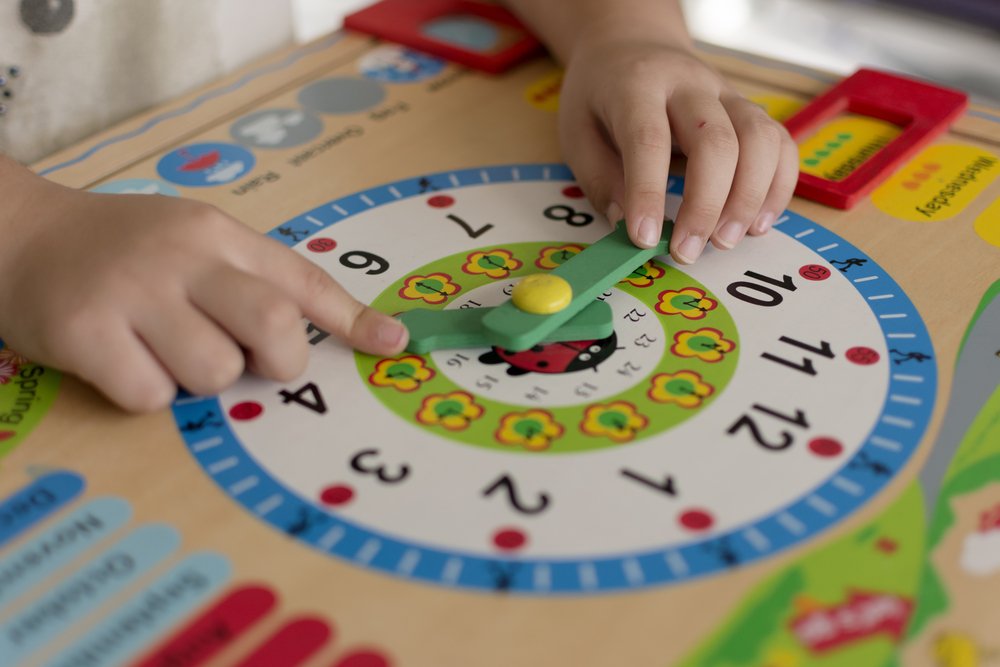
[172,164,937,595]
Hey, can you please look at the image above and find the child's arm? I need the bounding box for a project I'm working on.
[0,155,408,412]
[502,0,799,263]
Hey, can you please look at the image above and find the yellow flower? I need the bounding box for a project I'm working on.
[655,287,717,319]
[495,410,563,450]
[648,371,715,408]
[580,402,648,442]
[762,649,801,667]
[462,249,522,279]
[416,391,484,430]
[535,244,584,269]
[671,328,735,363]
[934,632,981,667]
[399,273,461,304]
[620,260,666,288]
[368,355,435,392]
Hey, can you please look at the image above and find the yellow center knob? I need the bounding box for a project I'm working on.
[511,274,573,314]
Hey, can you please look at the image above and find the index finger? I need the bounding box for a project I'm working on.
[607,92,672,249]
[667,91,740,264]
[247,235,408,356]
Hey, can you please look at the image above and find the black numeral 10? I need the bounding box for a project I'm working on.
[727,270,796,307]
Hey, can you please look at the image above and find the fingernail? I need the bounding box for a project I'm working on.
[753,211,776,235]
[715,221,744,249]
[606,202,624,226]
[377,318,406,348]
[675,234,705,264]
[637,217,660,248]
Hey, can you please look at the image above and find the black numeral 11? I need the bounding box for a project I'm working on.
[762,336,834,376]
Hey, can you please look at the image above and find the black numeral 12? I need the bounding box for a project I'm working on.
[728,403,809,451]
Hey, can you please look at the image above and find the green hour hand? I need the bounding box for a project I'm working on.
[400,300,615,354]
[480,219,674,351]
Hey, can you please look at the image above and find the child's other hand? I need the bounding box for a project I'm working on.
[559,39,799,262]
[0,171,407,413]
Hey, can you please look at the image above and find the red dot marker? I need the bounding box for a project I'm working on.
[808,437,844,457]
[679,509,714,531]
[427,195,454,208]
[799,264,831,281]
[333,650,392,667]
[307,237,337,253]
[846,346,880,365]
[229,401,263,421]
[493,528,527,551]
[902,181,920,190]
[320,484,355,506]
[875,537,898,553]
[561,185,584,199]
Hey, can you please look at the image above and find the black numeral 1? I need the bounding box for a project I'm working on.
[621,469,678,497]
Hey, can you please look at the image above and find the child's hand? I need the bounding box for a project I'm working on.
[0,164,408,412]
[559,38,799,262]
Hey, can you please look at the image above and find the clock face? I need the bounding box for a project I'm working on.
[172,164,937,594]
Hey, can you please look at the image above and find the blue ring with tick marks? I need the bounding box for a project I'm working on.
[172,164,937,595]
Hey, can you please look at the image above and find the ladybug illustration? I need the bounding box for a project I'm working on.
[479,332,620,376]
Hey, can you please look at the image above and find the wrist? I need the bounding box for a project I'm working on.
[573,14,695,58]
[503,0,694,65]
[0,156,69,267]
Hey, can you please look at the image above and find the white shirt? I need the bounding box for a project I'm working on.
[0,0,294,164]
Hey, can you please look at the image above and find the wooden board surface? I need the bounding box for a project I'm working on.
[3,28,1000,667]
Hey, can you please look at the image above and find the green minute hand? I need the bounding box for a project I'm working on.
[481,219,674,351]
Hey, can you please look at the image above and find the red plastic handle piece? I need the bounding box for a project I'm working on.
[783,68,967,209]
[344,0,542,74]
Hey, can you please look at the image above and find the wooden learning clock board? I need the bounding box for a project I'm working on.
[3,21,1000,667]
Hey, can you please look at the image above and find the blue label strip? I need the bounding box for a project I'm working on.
[0,473,85,549]
[0,497,132,609]
[0,524,180,664]
[43,552,231,667]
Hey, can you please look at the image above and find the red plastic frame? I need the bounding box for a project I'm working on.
[783,68,967,209]
[344,0,542,75]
